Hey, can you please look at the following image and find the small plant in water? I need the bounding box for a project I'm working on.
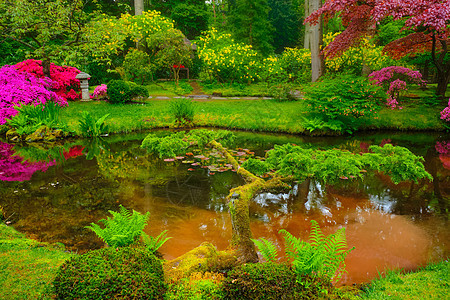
[78,111,109,137]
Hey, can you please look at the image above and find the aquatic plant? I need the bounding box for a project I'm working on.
[78,111,110,137]
[86,205,149,248]
[7,102,64,136]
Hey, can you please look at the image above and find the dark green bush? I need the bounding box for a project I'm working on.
[107,80,132,104]
[128,81,150,99]
[223,262,333,300]
[52,246,166,299]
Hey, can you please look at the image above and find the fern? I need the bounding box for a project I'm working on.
[86,205,149,248]
[251,238,278,262]
[142,230,172,254]
[279,220,354,283]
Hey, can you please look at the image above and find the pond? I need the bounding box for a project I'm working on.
[1,130,449,285]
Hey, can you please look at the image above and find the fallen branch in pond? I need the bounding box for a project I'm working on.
[141,130,433,264]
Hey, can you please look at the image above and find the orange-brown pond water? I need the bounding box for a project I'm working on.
[1,131,449,285]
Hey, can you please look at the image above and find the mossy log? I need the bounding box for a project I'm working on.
[210,141,291,263]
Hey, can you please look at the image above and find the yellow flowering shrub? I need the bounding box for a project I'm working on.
[197,28,262,83]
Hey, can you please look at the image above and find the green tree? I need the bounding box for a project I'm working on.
[0,0,87,77]
[228,0,274,56]
[268,0,302,54]
[149,0,209,40]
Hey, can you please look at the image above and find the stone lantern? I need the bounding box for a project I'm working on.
[75,72,91,101]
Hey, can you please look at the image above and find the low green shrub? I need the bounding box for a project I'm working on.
[52,246,166,299]
[303,75,384,133]
[169,98,195,125]
[222,262,330,300]
[127,81,150,99]
[107,80,132,104]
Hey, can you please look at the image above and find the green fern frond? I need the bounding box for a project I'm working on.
[252,238,278,262]
[86,205,150,248]
[309,220,325,248]
[143,230,172,253]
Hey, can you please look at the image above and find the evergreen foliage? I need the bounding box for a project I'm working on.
[107,80,132,104]
[52,246,166,299]
[86,205,149,248]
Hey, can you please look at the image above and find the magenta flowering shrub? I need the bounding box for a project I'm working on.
[0,65,67,125]
[435,141,450,155]
[0,142,55,182]
[440,98,450,122]
[369,66,426,109]
[14,59,81,102]
[92,84,108,100]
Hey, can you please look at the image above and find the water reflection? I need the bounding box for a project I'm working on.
[0,132,449,285]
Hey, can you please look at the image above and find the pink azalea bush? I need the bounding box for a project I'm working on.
[369,66,426,109]
[0,142,55,182]
[92,84,108,100]
[14,59,81,101]
[440,98,450,122]
[435,141,450,155]
[0,65,67,125]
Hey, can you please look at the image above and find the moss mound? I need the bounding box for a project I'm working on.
[52,246,166,299]
[222,262,331,300]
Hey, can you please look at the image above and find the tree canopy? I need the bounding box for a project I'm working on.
[305,0,450,96]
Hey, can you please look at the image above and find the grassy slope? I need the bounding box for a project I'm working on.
[60,98,445,136]
[359,261,449,299]
[0,224,72,300]
[0,223,448,299]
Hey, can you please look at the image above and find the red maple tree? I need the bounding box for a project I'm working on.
[306,0,450,96]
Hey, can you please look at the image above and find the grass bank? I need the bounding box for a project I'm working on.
[60,96,445,136]
[0,224,72,299]
[1,224,448,299]
[359,261,449,299]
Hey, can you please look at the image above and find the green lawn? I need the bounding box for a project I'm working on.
[0,224,72,300]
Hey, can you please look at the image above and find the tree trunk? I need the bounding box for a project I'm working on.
[134,0,144,15]
[42,57,51,79]
[310,0,323,82]
[304,0,310,49]
[436,68,450,97]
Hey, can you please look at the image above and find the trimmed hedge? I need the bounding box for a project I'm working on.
[52,246,166,299]
[107,80,132,104]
